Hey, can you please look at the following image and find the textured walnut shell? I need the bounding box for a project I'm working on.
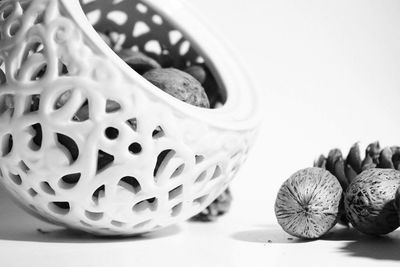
[344,168,400,235]
[143,68,210,108]
[275,167,342,239]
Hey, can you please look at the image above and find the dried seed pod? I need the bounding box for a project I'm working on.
[143,68,210,108]
[326,149,348,188]
[346,142,362,174]
[275,167,342,239]
[378,147,395,169]
[344,164,357,183]
[313,155,326,169]
[190,188,232,222]
[361,154,375,171]
[391,146,400,170]
[345,168,400,235]
[361,142,380,170]
[118,49,161,74]
[367,141,381,164]
[184,65,207,84]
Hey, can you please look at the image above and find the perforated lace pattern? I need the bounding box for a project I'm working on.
[0,0,255,235]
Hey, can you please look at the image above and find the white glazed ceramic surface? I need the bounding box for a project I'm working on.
[0,0,260,235]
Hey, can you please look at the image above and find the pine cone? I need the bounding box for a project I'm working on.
[314,141,400,226]
[190,188,232,222]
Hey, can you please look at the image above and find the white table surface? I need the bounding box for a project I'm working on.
[2,0,400,266]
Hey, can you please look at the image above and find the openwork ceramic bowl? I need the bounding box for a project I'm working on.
[0,0,260,235]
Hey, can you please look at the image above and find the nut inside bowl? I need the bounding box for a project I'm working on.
[0,0,260,236]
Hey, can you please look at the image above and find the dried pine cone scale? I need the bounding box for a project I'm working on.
[326,149,349,189]
[314,141,400,187]
[379,147,394,169]
[390,146,400,170]
[346,143,362,174]
[361,142,380,171]
[314,141,400,226]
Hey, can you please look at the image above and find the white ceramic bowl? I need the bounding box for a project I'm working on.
[0,0,261,235]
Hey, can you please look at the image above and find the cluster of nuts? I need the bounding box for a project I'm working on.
[275,142,400,239]
[100,31,210,108]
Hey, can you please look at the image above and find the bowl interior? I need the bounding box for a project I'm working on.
[79,0,227,108]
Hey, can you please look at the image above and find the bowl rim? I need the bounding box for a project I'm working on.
[60,0,262,131]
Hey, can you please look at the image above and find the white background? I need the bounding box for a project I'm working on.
[2,0,400,266]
